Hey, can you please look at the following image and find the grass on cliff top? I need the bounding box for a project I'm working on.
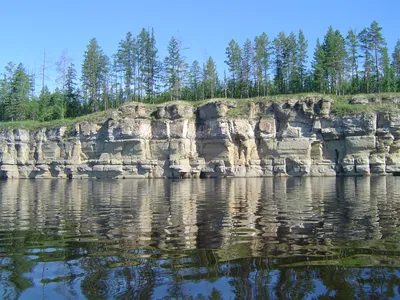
[223,93,328,117]
[2,93,400,130]
[0,110,112,130]
[223,92,400,117]
[331,93,400,116]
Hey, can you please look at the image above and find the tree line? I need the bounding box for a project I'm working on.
[1,21,400,122]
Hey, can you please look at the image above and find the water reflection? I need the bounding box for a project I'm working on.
[1,177,400,298]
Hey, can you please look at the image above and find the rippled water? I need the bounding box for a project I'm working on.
[1,177,400,299]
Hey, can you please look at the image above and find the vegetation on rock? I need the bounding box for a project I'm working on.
[1,21,400,126]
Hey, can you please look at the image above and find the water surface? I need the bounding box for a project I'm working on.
[1,177,400,299]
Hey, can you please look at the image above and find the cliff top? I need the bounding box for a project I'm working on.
[1,93,400,130]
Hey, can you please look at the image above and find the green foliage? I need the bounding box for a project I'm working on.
[115,31,136,101]
[331,93,400,115]
[297,30,308,92]
[188,60,202,101]
[204,57,217,99]
[253,33,271,96]
[1,21,400,126]
[65,64,81,118]
[81,38,109,112]
[346,29,360,94]
[393,40,400,84]
[0,109,111,130]
[38,86,53,121]
[225,39,242,97]
[312,39,326,92]
[4,63,32,121]
[138,28,159,103]
[241,38,253,98]
[273,32,288,94]
[323,27,347,94]
[164,36,187,101]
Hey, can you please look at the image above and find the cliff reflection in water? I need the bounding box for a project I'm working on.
[1,177,400,298]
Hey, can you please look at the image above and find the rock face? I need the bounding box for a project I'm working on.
[1,98,400,178]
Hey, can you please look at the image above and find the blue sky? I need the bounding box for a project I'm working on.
[0,0,398,92]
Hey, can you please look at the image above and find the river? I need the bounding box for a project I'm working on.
[1,177,400,299]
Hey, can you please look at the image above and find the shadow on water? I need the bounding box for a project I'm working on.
[1,177,400,298]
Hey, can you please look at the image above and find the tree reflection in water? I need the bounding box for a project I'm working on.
[1,177,400,298]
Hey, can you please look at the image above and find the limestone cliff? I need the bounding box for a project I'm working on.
[1,96,400,178]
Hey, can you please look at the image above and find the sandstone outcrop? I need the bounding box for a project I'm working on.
[1,97,400,178]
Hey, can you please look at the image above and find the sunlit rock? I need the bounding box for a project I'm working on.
[1,97,400,178]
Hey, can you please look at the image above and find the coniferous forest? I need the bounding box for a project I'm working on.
[1,21,399,122]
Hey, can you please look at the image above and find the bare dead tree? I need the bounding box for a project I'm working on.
[56,49,72,91]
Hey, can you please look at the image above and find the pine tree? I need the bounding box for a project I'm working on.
[224,40,242,97]
[101,73,111,110]
[110,56,123,108]
[297,30,308,93]
[164,36,187,101]
[223,69,228,98]
[51,88,66,119]
[273,32,288,94]
[0,74,6,121]
[334,30,348,95]
[241,39,253,98]
[137,28,148,101]
[153,60,164,102]
[392,40,400,91]
[346,29,360,93]
[188,60,201,100]
[116,32,136,101]
[25,97,40,121]
[253,33,271,96]
[149,28,160,103]
[6,64,32,121]
[65,63,81,117]
[368,21,386,92]
[137,31,147,99]
[38,86,53,121]
[0,63,15,121]
[215,75,223,98]
[138,28,159,103]
[381,47,395,92]
[204,57,217,99]
[2,22,400,124]
[81,38,109,112]
[312,39,327,93]
[287,32,298,93]
[322,27,347,94]
[358,27,374,93]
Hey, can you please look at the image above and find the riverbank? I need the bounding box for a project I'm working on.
[1,93,400,178]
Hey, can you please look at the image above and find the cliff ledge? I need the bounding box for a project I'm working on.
[1,96,400,178]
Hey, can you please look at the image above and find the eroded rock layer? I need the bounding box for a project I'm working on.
[1,97,400,178]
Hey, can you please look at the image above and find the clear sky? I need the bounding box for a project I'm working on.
[0,0,398,91]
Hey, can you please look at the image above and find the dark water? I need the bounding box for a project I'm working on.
[1,177,400,299]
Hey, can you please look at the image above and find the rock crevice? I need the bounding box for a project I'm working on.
[1,98,400,178]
